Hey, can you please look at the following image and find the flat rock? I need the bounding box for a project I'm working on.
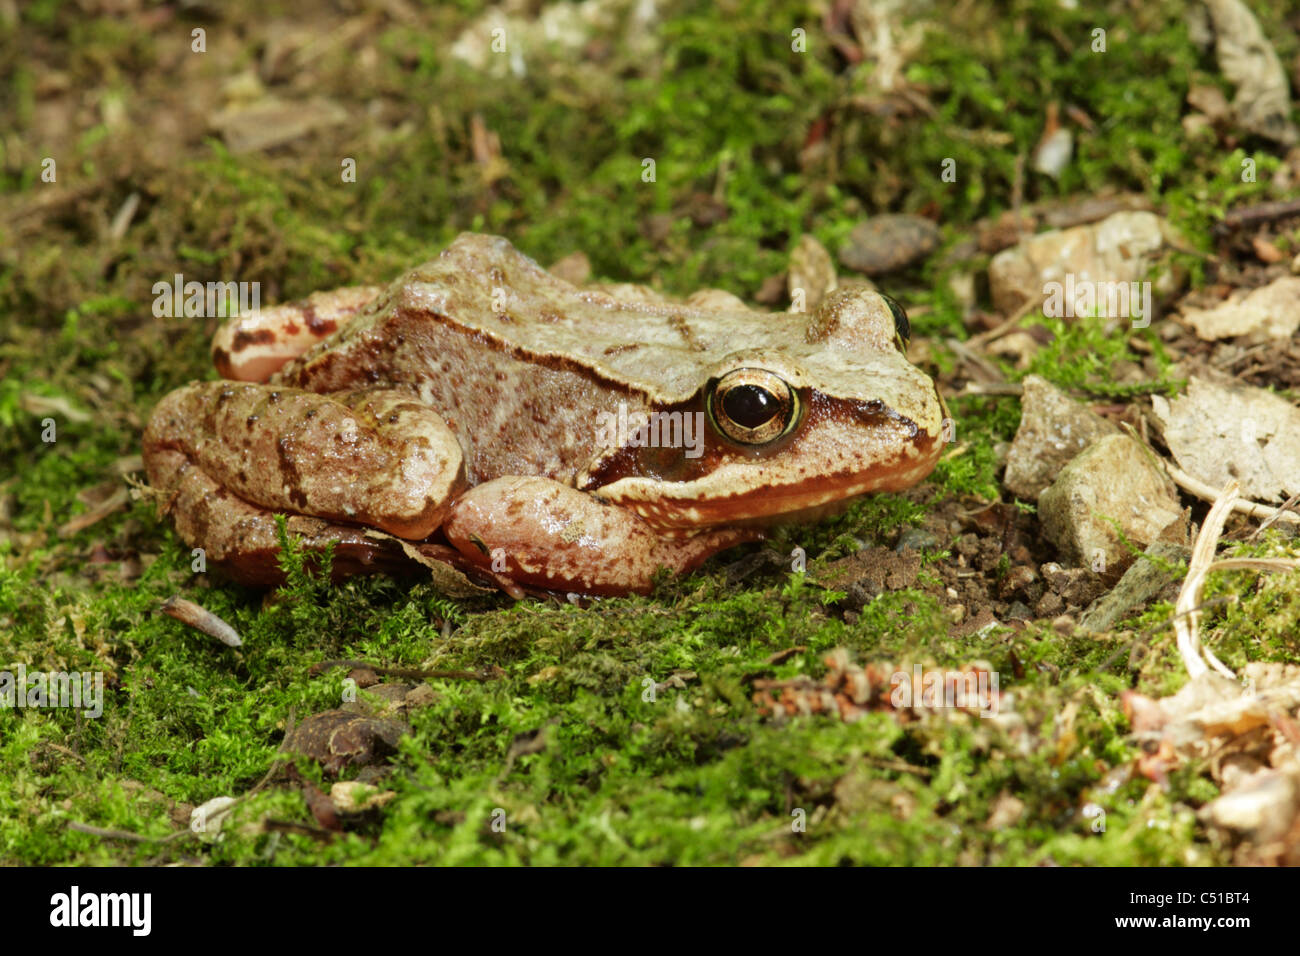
[211,96,347,154]
[1078,541,1190,633]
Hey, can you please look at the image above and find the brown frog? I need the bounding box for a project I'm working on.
[143,233,948,596]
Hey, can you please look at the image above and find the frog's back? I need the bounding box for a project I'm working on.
[395,233,802,401]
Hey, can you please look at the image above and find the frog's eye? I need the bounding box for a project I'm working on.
[707,368,800,446]
[880,293,910,352]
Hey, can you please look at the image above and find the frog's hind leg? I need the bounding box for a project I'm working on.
[144,443,436,586]
[144,381,468,552]
[443,476,762,596]
[212,285,383,382]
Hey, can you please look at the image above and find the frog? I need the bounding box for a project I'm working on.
[143,233,948,597]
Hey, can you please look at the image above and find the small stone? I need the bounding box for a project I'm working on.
[1078,541,1190,633]
[988,211,1172,315]
[986,792,1025,830]
[896,527,939,552]
[999,565,1037,598]
[211,96,348,154]
[839,214,941,275]
[404,683,438,708]
[1252,236,1285,263]
[1035,590,1065,618]
[1051,614,1076,635]
[1037,435,1183,570]
[1031,128,1073,179]
[947,271,976,311]
[987,331,1042,370]
[1004,376,1121,500]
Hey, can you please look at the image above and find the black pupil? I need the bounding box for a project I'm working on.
[722,385,778,428]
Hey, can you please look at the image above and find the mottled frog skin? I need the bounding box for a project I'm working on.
[143,234,947,596]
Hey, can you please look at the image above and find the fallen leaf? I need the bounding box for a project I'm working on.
[1152,377,1300,502]
[1204,0,1298,143]
[1179,277,1300,340]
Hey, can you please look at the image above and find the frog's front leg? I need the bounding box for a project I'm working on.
[213,285,383,382]
[443,476,762,596]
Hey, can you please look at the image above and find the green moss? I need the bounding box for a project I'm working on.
[3,0,1296,865]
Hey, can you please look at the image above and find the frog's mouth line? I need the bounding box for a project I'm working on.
[598,433,946,532]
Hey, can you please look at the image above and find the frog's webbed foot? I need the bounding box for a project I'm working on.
[213,285,383,382]
[443,476,762,596]
[144,382,469,582]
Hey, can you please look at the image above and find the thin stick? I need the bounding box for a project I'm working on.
[1249,491,1300,540]
[1217,197,1300,231]
[944,337,1006,384]
[246,709,296,799]
[1174,482,1239,681]
[307,659,502,681]
[67,821,187,844]
[967,297,1040,348]
[261,819,335,841]
[1162,461,1300,527]
[35,741,85,765]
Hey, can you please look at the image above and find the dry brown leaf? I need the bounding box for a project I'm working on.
[1178,277,1300,340]
[1152,378,1300,503]
[1204,0,1298,144]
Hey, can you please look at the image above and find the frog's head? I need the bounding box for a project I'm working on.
[577,286,949,531]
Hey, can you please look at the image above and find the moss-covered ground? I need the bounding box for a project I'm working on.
[3,0,1299,865]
